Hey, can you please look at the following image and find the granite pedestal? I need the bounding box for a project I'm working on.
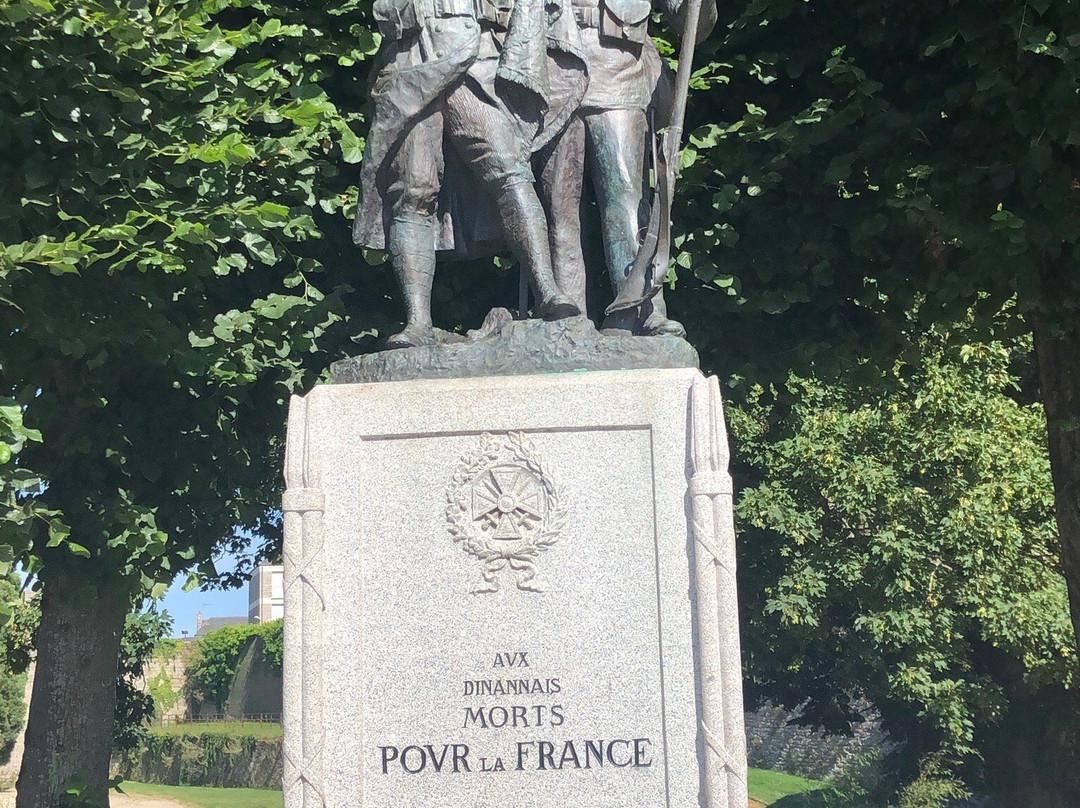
[282,364,747,808]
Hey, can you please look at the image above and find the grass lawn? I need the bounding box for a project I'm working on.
[150,722,283,740]
[118,781,283,808]
[748,767,828,805]
[120,766,819,808]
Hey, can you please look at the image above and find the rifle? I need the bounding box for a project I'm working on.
[604,0,704,317]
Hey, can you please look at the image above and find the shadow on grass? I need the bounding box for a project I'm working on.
[770,789,835,808]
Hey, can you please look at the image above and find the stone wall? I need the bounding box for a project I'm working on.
[743,700,890,781]
[133,640,195,724]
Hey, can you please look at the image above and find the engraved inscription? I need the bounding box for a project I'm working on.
[446,432,566,593]
[375,650,654,777]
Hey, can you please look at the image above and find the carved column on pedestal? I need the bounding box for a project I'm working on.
[283,395,326,808]
[690,375,748,808]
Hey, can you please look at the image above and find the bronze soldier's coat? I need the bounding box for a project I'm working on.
[536,0,716,332]
[354,0,586,256]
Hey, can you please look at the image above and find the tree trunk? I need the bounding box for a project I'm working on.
[986,686,1080,808]
[16,575,127,808]
[1032,308,1080,665]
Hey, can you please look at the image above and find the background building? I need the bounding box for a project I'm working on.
[194,614,247,637]
[248,563,284,623]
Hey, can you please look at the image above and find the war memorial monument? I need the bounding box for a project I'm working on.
[281,0,749,804]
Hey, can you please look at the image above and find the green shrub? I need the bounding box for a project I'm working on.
[115,609,174,751]
[155,638,183,663]
[0,576,30,765]
[185,620,282,711]
[147,668,182,719]
[0,668,26,765]
[891,754,969,808]
[152,722,282,740]
[0,593,39,676]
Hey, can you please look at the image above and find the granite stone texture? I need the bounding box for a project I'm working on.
[328,312,699,384]
[282,368,747,808]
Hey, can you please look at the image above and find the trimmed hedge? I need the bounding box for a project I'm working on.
[116,726,282,789]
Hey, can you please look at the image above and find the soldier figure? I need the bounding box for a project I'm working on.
[537,0,717,337]
[354,0,586,348]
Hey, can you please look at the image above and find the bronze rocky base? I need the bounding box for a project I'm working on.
[329,309,698,384]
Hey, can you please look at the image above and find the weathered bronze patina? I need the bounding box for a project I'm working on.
[354,0,715,348]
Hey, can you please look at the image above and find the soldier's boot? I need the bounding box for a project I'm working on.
[640,291,687,338]
[495,182,580,320]
[600,306,637,336]
[386,218,437,349]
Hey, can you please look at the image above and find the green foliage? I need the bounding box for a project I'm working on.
[62,771,123,808]
[185,619,282,711]
[671,3,1080,798]
[0,588,173,752]
[784,751,969,808]
[0,573,28,767]
[146,668,181,721]
[115,608,173,751]
[0,574,30,769]
[809,750,887,808]
[0,0,384,793]
[0,579,37,675]
[672,0,1080,380]
[0,0,391,607]
[890,754,969,808]
[151,721,282,740]
[732,324,1072,797]
[0,0,1075,801]
[154,637,183,663]
[0,0,507,795]
[0,669,26,767]
[0,400,60,582]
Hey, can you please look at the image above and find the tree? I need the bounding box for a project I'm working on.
[670,0,1080,661]
[731,327,1076,803]
[114,608,173,752]
[3,0,1076,804]
[0,0,603,801]
[0,0,386,803]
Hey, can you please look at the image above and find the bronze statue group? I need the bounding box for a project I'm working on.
[354,0,717,348]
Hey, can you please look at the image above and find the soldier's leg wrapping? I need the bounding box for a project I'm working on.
[444,82,579,319]
[585,108,686,337]
[382,107,444,347]
[536,115,589,314]
[583,108,649,294]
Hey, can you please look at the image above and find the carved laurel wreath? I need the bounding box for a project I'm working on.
[446,431,567,594]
